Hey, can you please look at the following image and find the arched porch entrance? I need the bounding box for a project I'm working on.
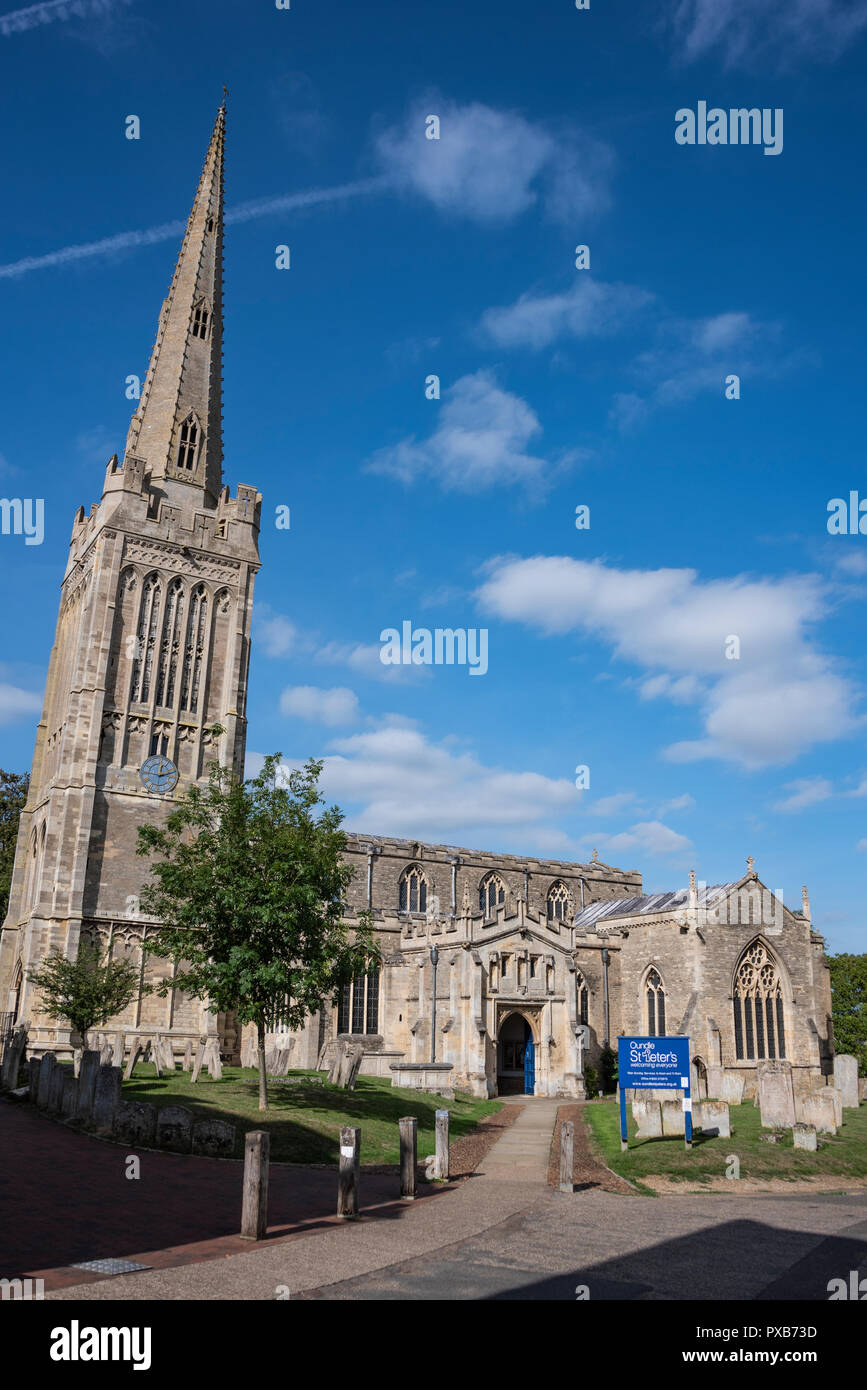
[497,1010,536,1095]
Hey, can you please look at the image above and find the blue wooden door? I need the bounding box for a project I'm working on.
[523,1035,535,1094]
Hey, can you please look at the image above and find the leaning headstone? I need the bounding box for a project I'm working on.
[719,1072,746,1105]
[192,1118,236,1158]
[48,1062,66,1114]
[796,1090,838,1134]
[337,1043,365,1091]
[697,1100,730,1138]
[661,1098,685,1136]
[61,1073,79,1120]
[156,1105,193,1153]
[190,1038,207,1084]
[92,1064,122,1132]
[833,1055,859,1109]
[2,1022,28,1089]
[793,1122,817,1151]
[124,1042,145,1081]
[631,1094,663,1139]
[76,1050,100,1121]
[758,1061,796,1129]
[37,1053,56,1110]
[113,1101,157,1147]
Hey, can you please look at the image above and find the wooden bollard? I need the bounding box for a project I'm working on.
[240,1130,270,1240]
[338,1126,361,1219]
[435,1108,450,1181]
[399,1117,417,1201]
[559,1119,575,1193]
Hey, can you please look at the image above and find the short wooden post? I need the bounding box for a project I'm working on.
[399,1117,417,1201]
[559,1119,576,1193]
[435,1108,450,1181]
[338,1126,361,1219]
[240,1130,270,1240]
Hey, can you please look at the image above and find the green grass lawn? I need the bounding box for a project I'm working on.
[121,1065,500,1165]
[583,1098,867,1189]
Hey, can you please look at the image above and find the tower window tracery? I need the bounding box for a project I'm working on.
[130,575,162,703]
[180,584,208,714]
[177,415,200,471]
[192,300,210,339]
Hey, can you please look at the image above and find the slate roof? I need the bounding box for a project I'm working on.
[573,883,739,928]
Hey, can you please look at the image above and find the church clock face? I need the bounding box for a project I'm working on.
[139,755,179,795]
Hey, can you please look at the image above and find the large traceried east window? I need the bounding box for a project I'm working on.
[337,968,380,1035]
[480,872,506,917]
[130,574,162,703]
[646,968,666,1036]
[547,881,571,922]
[733,941,786,1060]
[399,865,427,913]
[180,584,208,714]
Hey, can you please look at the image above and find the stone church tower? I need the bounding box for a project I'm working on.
[0,105,261,1055]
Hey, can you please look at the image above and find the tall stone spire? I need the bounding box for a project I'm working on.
[123,102,226,507]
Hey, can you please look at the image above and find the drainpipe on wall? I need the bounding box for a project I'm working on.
[601,946,610,1049]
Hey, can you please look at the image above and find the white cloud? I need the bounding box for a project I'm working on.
[255,608,300,659]
[657,793,696,816]
[375,96,614,225]
[772,777,834,812]
[669,0,867,70]
[833,551,867,578]
[480,279,653,351]
[586,820,693,858]
[366,370,581,493]
[857,838,867,852]
[477,554,861,768]
[0,682,41,724]
[0,0,129,38]
[263,721,582,849]
[315,639,427,684]
[589,792,639,817]
[280,685,360,726]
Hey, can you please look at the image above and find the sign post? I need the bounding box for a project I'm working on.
[617,1036,692,1151]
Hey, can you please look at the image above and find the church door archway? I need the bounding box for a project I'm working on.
[498,1012,535,1096]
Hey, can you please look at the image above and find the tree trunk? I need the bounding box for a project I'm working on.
[257,1017,268,1111]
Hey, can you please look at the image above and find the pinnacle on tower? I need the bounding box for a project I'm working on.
[123,105,226,507]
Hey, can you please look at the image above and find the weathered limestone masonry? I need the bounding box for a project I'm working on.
[250,848,833,1101]
[0,105,261,1058]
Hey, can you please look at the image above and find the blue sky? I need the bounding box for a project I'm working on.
[0,0,865,951]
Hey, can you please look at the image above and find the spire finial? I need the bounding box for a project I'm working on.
[222,84,228,108]
[747,854,756,877]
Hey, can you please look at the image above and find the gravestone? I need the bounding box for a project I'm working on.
[859,1077,867,1103]
[61,1073,79,1119]
[833,1055,859,1109]
[827,1085,843,1128]
[113,1100,157,1147]
[183,1038,193,1071]
[48,1062,66,1114]
[204,1038,222,1080]
[758,1061,796,1129]
[28,1055,41,1103]
[98,1039,113,1066]
[328,1040,347,1085]
[156,1105,193,1153]
[160,1036,177,1072]
[92,1065,123,1132]
[190,1039,207,1083]
[792,1122,817,1151]
[2,1022,28,1089]
[719,1072,745,1105]
[337,1043,365,1091]
[631,1095,663,1139]
[111,1032,124,1067]
[36,1053,56,1109]
[697,1100,730,1138]
[192,1119,236,1158]
[796,1090,838,1134]
[124,1042,145,1081]
[76,1050,100,1121]
[661,1099,685,1136]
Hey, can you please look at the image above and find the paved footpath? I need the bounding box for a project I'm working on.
[33,1096,867,1302]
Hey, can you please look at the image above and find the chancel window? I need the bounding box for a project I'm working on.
[547,881,571,922]
[575,970,589,1027]
[337,968,380,1035]
[399,865,427,913]
[177,415,200,471]
[733,942,785,1061]
[480,873,506,917]
[192,300,210,339]
[646,969,666,1036]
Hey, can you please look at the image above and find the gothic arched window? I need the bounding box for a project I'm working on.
[547,881,571,922]
[575,970,589,1026]
[192,300,210,339]
[131,574,162,703]
[180,585,208,714]
[155,578,185,708]
[646,968,666,1036]
[399,865,427,913]
[177,414,201,471]
[480,872,506,917]
[733,941,786,1061]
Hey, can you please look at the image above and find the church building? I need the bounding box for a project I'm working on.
[0,109,834,1102]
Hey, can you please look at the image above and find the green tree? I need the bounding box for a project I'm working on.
[136,755,377,1110]
[0,770,29,921]
[26,943,140,1049]
[828,953,867,1072]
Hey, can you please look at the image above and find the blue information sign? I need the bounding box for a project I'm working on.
[617,1035,693,1148]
